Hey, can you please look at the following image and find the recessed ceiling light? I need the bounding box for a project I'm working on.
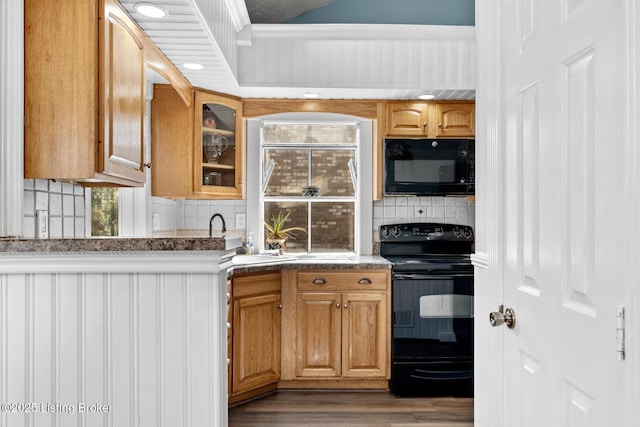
[418,94,436,100]
[303,92,321,99]
[134,3,168,18]
[182,62,204,70]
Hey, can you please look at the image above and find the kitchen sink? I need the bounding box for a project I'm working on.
[295,254,356,261]
[224,235,243,250]
[232,254,296,265]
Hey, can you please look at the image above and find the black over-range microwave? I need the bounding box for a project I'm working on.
[384,138,475,196]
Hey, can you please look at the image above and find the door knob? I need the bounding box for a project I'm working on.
[489,305,516,329]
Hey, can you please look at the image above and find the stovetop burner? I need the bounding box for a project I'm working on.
[379,223,474,273]
[379,223,474,258]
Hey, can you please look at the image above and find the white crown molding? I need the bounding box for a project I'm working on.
[223,0,251,31]
[249,23,476,41]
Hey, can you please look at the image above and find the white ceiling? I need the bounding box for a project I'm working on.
[120,0,476,100]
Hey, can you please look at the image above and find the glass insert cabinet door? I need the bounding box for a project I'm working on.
[194,91,244,198]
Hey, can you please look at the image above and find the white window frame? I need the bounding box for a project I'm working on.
[246,113,373,255]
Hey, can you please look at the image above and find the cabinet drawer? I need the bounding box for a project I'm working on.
[233,272,281,298]
[297,271,388,291]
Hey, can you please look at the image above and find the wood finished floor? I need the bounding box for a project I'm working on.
[228,390,474,427]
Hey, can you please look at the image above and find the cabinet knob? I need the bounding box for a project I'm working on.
[423,122,427,128]
[343,303,348,309]
[277,304,283,309]
[438,123,442,127]
[143,162,152,169]
[312,278,326,285]
[336,303,341,309]
[358,278,372,284]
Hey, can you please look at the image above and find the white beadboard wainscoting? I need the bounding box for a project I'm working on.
[0,251,230,427]
[239,25,476,97]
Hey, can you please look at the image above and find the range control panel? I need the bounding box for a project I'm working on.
[379,223,474,242]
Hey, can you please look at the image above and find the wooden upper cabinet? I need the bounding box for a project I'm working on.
[434,102,475,137]
[194,91,244,199]
[151,85,194,198]
[386,101,475,138]
[386,103,430,136]
[100,1,146,183]
[151,86,245,199]
[25,0,145,186]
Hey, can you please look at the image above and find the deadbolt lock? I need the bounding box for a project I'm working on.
[489,305,516,329]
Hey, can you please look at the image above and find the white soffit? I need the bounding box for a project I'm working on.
[121,0,476,100]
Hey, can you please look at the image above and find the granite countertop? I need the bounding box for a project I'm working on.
[230,254,391,275]
[0,237,390,272]
[0,237,238,253]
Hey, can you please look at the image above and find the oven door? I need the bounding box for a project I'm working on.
[390,271,474,397]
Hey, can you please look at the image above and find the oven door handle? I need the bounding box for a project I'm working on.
[393,273,474,280]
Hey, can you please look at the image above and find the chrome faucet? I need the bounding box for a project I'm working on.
[209,213,227,237]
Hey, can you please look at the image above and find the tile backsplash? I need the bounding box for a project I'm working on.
[23,179,86,239]
[373,196,475,240]
[152,195,475,244]
[150,197,247,236]
[21,187,475,244]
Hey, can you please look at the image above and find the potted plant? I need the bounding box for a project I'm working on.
[264,210,306,252]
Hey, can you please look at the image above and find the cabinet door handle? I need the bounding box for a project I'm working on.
[312,278,326,285]
[423,122,427,128]
[343,304,348,309]
[144,162,152,169]
[358,278,372,284]
[438,122,443,127]
[277,304,283,309]
[336,303,341,309]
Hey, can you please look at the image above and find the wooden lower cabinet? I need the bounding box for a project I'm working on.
[296,291,387,379]
[341,292,388,378]
[281,269,390,388]
[295,292,342,377]
[229,268,390,404]
[229,272,281,403]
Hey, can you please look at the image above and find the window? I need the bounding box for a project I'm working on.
[90,187,119,237]
[260,121,360,253]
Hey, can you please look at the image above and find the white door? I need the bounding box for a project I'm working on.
[475,0,637,425]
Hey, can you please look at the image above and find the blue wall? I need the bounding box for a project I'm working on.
[286,0,475,26]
